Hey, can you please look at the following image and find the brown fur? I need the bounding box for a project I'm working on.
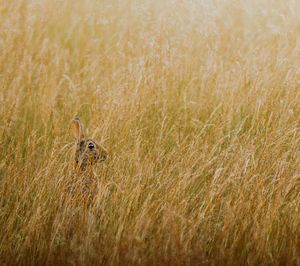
[68,118,108,209]
[70,118,108,171]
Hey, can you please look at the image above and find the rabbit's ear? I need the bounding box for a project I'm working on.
[70,118,84,140]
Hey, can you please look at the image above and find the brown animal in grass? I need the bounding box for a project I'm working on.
[68,117,108,206]
[70,117,108,171]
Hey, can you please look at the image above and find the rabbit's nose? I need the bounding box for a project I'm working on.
[102,152,108,160]
[98,151,108,161]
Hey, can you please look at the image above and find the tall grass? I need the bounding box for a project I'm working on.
[0,0,299,265]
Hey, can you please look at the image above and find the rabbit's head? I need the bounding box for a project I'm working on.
[70,118,108,170]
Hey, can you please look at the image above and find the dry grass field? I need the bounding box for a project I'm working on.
[0,0,300,265]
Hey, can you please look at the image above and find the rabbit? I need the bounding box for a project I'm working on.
[65,118,108,240]
[70,117,108,171]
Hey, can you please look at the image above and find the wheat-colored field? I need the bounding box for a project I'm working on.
[0,0,299,265]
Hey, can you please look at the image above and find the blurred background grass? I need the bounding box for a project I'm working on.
[0,0,299,265]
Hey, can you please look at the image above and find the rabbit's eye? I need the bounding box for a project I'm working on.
[88,142,95,150]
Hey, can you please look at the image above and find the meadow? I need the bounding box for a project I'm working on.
[0,0,299,265]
